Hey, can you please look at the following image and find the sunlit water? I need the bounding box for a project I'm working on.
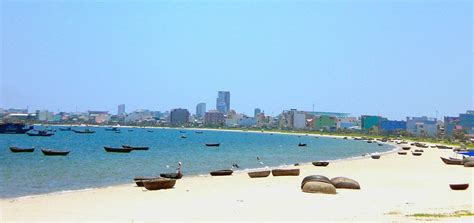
[0,127,394,198]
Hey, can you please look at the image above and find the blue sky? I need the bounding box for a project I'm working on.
[1,0,472,120]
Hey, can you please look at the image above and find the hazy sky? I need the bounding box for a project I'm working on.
[1,0,472,119]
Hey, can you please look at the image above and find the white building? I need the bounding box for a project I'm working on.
[293,112,307,129]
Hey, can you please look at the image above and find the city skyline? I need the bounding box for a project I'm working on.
[1,1,472,120]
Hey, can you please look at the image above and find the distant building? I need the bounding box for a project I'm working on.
[88,111,110,124]
[6,108,28,114]
[36,110,54,122]
[406,116,437,137]
[118,104,125,116]
[380,120,407,133]
[313,115,337,131]
[293,111,307,129]
[238,116,257,127]
[205,110,225,126]
[216,91,230,114]
[337,117,358,130]
[361,115,385,131]
[125,109,153,123]
[444,111,474,138]
[196,103,206,118]
[169,108,190,126]
[254,108,261,117]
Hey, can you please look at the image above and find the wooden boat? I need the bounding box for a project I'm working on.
[272,168,300,176]
[248,170,271,178]
[179,131,186,133]
[398,151,407,155]
[312,161,329,167]
[73,129,95,134]
[105,127,119,131]
[449,183,469,190]
[440,157,462,165]
[436,145,452,149]
[371,155,381,159]
[195,131,203,134]
[298,143,307,147]
[147,130,154,132]
[367,140,373,143]
[10,147,35,153]
[133,177,160,187]
[210,169,233,176]
[27,130,54,137]
[122,145,149,150]
[160,172,183,179]
[402,147,411,150]
[104,147,132,153]
[378,143,383,146]
[205,143,220,147]
[41,149,70,156]
[143,178,176,190]
[301,175,332,189]
[0,123,33,134]
[414,149,424,153]
[181,135,187,139]
[412,152,422,156]
[59,127,72,131]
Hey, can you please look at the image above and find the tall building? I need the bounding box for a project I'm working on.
[254,108,261,117]
[170,108,190,126]
[196,103,206,118]
[216,91,230,114]
[118,104,125,116]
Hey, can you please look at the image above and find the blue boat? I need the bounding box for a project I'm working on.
[458,151,474,157]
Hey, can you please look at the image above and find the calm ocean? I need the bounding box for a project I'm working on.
[0,127,394,198]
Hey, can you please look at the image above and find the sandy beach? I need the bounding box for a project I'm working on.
[1,140,473,222]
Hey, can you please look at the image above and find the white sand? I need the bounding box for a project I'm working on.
[1,141,473,222]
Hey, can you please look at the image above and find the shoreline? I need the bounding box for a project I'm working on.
[1,140,399,201]
[2,139,472,222]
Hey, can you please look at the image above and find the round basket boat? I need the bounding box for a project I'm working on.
[312,161,329,167]
[248,170,271,178]
[272,169,300,176]
[398,151,407,155]
[142,178,176,190]
[449,184,469,190]
[134,177,160,187]
[402,147,411,150]
[210,169,233,176]
[301,175,332,189]
[371,155,381,159]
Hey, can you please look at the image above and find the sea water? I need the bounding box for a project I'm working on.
[0,127,394,198]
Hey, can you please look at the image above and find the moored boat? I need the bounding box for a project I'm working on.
[73,129,95,134]
[160,172,183,179]
[104,147,132,153]
[371,154,381,159]
[248,170,271,178]
[122,145,149,150]
[41,149,70,156]
[210,169,233,176]
[0,123,33,134]
[27,130,54,137]
[10,147,35,153]
[59,127,73,131]
[133,177,160,187]
[449,183,469,190]
[298,143,307,147]
[272,168,300,176]
[440,157,462,165]
[312,161,329,167]
[205,143,220,147]
[143,178,176,190]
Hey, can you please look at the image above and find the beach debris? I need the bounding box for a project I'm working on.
[330,177,361,189]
